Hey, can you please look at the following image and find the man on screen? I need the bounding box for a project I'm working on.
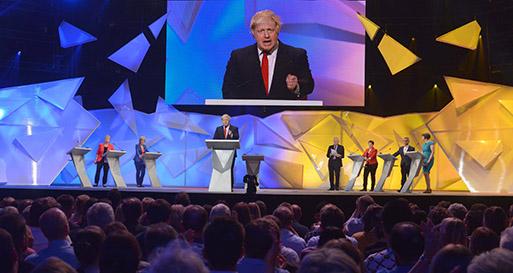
[222,10,314,100]
[213,114,239,189]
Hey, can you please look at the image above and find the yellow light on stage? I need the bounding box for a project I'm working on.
[435,20,481,50]
[356,13,380,41]
[377,34,421,75]
[368,84,372,89]
[433,84,438,89]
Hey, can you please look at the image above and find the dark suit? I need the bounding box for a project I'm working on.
[133,144,148,187]
[213,125,239,189]
[222,42,314,100]
[393,145,415,187]
[326,144,345,190]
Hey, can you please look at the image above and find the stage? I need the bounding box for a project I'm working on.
[2,185,511,226]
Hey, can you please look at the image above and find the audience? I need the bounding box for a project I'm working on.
[2,190,513,273]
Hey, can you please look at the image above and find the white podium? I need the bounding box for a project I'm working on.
[105,150,127,188]
[400,151,424,193]
[142,152,162,188]
[374,154,396,192]
[345,154,365,191]
[68,147,92,187]
[206,139,240,192]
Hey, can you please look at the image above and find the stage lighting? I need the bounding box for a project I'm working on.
[368,84,372,89]
[433,84,438,89]
[17,51,21,56]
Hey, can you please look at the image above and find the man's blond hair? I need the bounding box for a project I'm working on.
[250,10,281,33]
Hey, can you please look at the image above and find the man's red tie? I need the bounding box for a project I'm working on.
[261,52,269,96]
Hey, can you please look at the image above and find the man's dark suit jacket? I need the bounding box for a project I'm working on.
[213,125,239,140]
[222,42,314,100]
[326,145,345,168]
[213,125,239,157]
[393,146,415,167]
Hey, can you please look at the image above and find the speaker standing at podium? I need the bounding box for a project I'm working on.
[213,114,239,188]
[392,137,415,189]
[133,136,148,187]
[362,140,378,191]
[94,135,114,187]
[326,137,344,191]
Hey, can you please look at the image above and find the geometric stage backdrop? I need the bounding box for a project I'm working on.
[1,76,513,193]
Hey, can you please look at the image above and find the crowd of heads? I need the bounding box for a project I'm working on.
[1,191,513,273]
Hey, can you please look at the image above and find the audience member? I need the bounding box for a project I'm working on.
[31,257,77,273]
[209,203,231,221]
[291,204,309,239]
[120,198,145,236]
[255,200,268,216]
[428,206,450,225]
[353,204,385,256]
[142,223,177,262]
[145,199,171,225]
[345,195,375,236]
[429,244,472,273]
[28,197,59,251]
[323,238,364,272]
[499,226,513,251]
[437,217,467,247]
[57,194,75,220]
[273,205,306,255]
[469,226,499,255]
[298,248,359,273]
[381,222,424,273]
[248,202,262,220]
[232,202,252,226]
[148,241,208,273]
[483,206,508,236]
[467,248,513,273]
[99,232,142,273]
[86,203,114,230]
[174,192,191,207]
[447,203,467,221]
[0,228,18,273]
[73,226,105,273]
[182,205,208,255]
[203,217,244,272]
[25,208,79,268]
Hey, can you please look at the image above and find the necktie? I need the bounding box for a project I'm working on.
[224,126,228,139]
[141,145,145,154]
[262,52,269,96]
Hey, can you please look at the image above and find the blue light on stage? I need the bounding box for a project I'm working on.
[58,21,97,48]
[0,108,5,119]
[17,51,21,56]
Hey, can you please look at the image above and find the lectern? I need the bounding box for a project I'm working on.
[242,154,264,191]
[68,147,92,187]
[345,154,365,191]
[142,152,162,187]
[205,139,240,192]
[374,154,396,192]
[105,150,127,188]
[400,151,424,193]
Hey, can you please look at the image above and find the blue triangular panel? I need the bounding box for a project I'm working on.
[58,21,97,48]
[0,98,31,121]
[108,33,150,72]
[14,128,62,162]
[108,80,133,109]
[37,77,85,110]
[149,14,167,39]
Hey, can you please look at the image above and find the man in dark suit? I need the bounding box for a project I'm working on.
[393,136,415,189]
[213,114,239,189]
[222,10,314,100]
[326,137,344,191]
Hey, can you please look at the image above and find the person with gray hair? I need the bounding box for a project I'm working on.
[213,114,239,190]
[499,226,513,251]
[467,248,513,273]
[25,208,79,268]
[298,248,360,273]
[148,241,208,273]
[86,202,115,230]
[209,203,231,221]
[448,203,468,221]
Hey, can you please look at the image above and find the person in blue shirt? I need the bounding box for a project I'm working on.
[133,136,148,187]
[421,133,434,194]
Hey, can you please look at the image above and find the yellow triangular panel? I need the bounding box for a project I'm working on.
[356,13,380,41]
[456,140,503,169]
[377,34,421,75]
[436,20,481,50]
[499,100,513,116]
[444,76,501,110]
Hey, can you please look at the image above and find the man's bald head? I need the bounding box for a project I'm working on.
[40,208,69,241]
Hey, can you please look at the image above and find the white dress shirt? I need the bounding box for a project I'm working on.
[403,145,409,154]
[258,47,278,93]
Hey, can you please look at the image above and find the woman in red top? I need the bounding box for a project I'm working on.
[94,135,114,187]
[362,140,378,191]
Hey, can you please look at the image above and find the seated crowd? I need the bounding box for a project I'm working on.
[1,192,513,273]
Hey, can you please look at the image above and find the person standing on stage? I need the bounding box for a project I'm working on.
[362,140,378,191]
[213,114,239,190]
[326,137,344,191]
[94,135,114,187]
[421,133,434,193]
[134,136,148,187]
[222,10,314,100]
[393,136,415,190]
